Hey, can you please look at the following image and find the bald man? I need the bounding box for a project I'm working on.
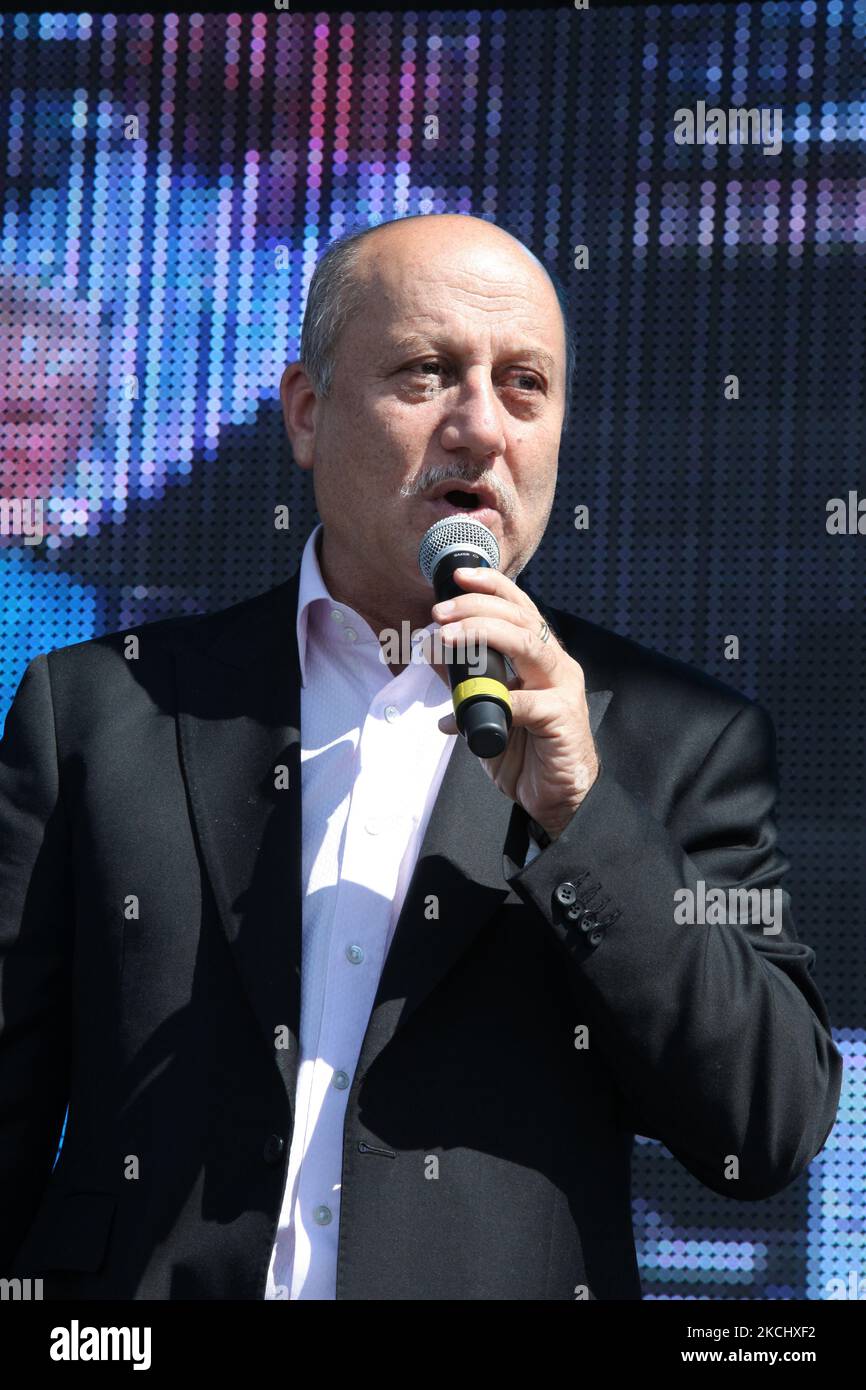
[0,214,842,1301]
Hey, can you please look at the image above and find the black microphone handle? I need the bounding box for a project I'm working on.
[432,548,513,759]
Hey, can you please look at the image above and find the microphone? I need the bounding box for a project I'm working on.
[418,515,512,758]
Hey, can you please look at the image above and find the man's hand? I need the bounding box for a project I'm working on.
[428,566,599,840]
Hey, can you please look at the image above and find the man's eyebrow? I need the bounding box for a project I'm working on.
[385,335,558,374]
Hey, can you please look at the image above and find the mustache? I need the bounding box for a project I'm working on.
[399,466,513,514]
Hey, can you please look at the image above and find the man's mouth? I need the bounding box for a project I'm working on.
[422,481,500,517]
[441,490,481,509]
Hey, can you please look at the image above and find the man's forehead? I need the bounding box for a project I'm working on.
[364,255,544,302]
[368,267,562,348]
[347,221,566,362]
[357,219,551,289]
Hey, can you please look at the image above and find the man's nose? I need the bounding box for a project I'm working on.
[439,369,507,458]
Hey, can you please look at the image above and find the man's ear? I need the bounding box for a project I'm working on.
[280,361,317,469]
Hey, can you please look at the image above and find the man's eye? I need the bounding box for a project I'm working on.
[403,364,543,392]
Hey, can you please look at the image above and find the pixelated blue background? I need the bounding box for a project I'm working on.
[1,1,863,1299]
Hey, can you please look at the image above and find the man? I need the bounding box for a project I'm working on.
[0,214,842,1300]
[0,267,107,711]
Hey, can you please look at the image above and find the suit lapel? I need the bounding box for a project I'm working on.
[174,572,302,1113]
[357,586,613,1073]
[356,732,521,1074]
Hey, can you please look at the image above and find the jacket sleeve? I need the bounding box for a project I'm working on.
[505,699,843,1201]
[0,654,73,1265]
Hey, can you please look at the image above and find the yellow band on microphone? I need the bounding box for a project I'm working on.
[452,677,512,710]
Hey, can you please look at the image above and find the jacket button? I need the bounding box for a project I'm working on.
[555,882,577,907]
[263,1134,285,1165]
[588,929,603,947]
[580,916,599,934]
[566,903,586,922]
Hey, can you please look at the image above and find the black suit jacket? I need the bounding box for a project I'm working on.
[0,565,843,1299]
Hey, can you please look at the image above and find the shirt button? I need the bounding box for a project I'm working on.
[263,1134,285,1165]
[344,628,358,641]
[384,705,399,722]
[331,609,344,623]
[313,1205,333,1226]
[333,1070,350,1090]
[365,819,380,835]
[346,943,365,965]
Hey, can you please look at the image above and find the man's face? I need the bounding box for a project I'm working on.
[0,275,101,542]
[288,218,566,607]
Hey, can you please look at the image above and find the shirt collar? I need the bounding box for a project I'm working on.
[295,522,441,688]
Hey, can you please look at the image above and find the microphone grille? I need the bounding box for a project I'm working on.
[417,515,501,584]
